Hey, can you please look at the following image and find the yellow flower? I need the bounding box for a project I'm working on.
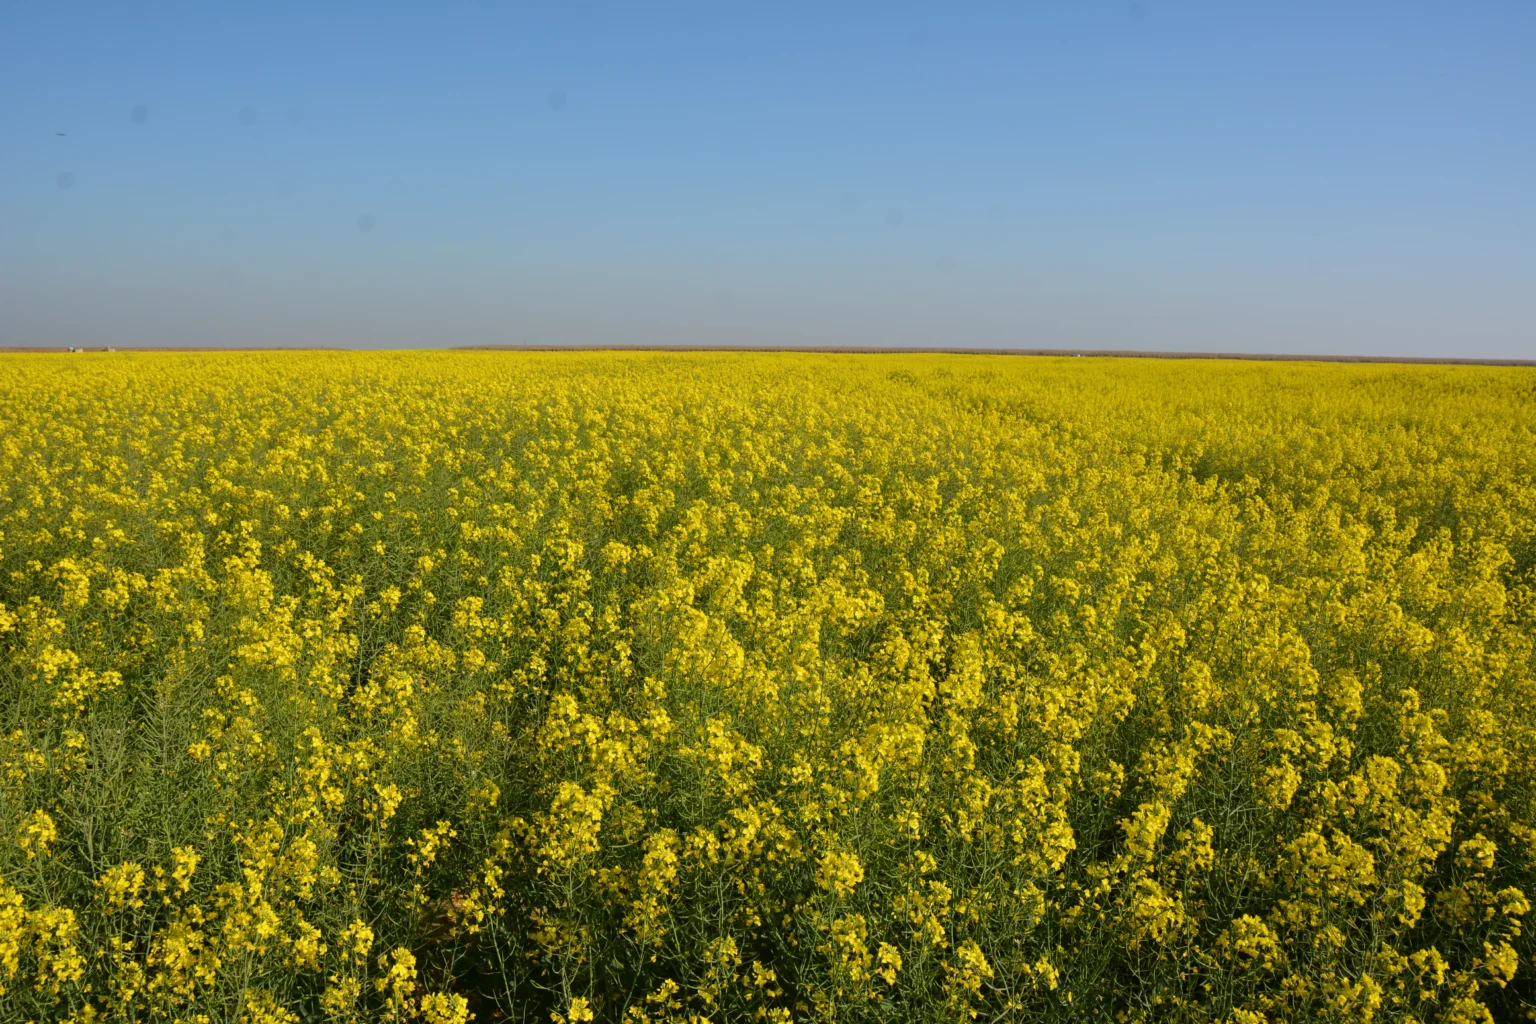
[320,976,361,1018]
[0,877,24,996]
[420,991,473,1024]
[339,919,375,965]
[553,995,594,1023]
[171,846,201,895]
[19,809,57,859]
[96,861,147,910]
[242,988,300,1024]
[816,849,864,898]
[375,947,419,1017]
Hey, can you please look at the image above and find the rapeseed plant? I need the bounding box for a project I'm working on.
[0,351,1533,1021]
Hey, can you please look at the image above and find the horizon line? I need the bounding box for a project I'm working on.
[1,345,1531,368]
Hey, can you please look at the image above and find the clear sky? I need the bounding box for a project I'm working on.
[3,2,1533,356]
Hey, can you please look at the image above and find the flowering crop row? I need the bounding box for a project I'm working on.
[0,352,1532,1023]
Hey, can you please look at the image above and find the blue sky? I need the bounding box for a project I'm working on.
[3,2,1533,356]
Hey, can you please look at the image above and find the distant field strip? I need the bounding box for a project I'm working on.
[1,352,1533,1023]
[6,346,1534,367]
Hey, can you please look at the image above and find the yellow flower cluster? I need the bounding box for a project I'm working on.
[1,351,1533,1023]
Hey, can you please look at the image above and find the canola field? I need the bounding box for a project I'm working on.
[1,351,1534,1024]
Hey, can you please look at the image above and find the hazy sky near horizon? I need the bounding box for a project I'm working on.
[3,2,1533,356]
